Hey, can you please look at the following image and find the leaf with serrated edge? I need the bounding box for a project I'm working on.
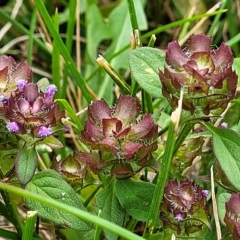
[26,170,92,231]
[129,47,165,98]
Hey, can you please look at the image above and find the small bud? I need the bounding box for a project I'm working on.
[220,122,228,129]
[46,84,57,97]
[38,126,52,137]
[202,190,209,197]
[175,213,184,221]
[16,79,28,91]
[6,122,20,133]
[0,95,8,105]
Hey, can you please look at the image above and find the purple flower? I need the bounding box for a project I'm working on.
[159,34,237,115]
[78,95,158,177]
[220,122,228,129]
[4,82,64,137]
[202,190,209,197]
[38,126,52,138]
[46,84,57,97]
[6,122,20,133]
[0,95,8,105]
[16,79,28,91]
[175,213,184,221]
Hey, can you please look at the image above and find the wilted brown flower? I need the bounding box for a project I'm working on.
[160,179,210,236]
[159,34,238,115]
[78,95,158,178]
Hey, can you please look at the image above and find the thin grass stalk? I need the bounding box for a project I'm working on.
[34,0,93,103]
[0,183,144,240]
[27,8,37,65]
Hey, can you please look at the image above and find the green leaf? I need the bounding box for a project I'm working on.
[16,144,38,185]
[115,178,155,222]
[233,57,240,84]
[0,149,17,176]
[95,0,147,102]
[40,135,63,149]
[217,192,231,225]
[95,180,126,240]
[204,123,240,191]
[129,47,165,98]
[25,170,92,231]
[56,99,82,131]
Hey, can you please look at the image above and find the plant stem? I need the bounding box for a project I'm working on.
[126,0,139,32]
[1,190,24,238]
[34,0,93,103]
[22,211,38,240]
[144,120,176,238]
[0,183,144,240]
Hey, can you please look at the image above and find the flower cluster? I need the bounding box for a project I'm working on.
[0,56,64,138]
[3,82,64,137]
[78,95,158,178]
[159,34,237,115]
[160,179,209,236]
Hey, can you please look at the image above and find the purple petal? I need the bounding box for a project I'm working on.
[127,114,156,140]
[17,99,30,113]
[0,56,16,71]
[0,67,8,89]
[11,61,32,82]
[188,34,211,53]
[202,190,209,197]
[175,213,184,221]
[31,98,43,114]
[16,79,28,91]
[100,137,119,154]
[113,95,141,125]
[88,99,111,126]
[24,83,38,103]
[165,41,188,68]
[0,95,8,105]
[6,122,20,132]
[46,84,57,97]
[38,126,52,137]
[211,42,234,70]
[121,141,143,160]
[81,119,104,142]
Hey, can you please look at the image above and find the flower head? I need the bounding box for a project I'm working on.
[159,34,238,115]
[3,82,64,137]
[52,152,88,190]
[224,193,240,240]
[78,95,158,177]
[160,179,210,236]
